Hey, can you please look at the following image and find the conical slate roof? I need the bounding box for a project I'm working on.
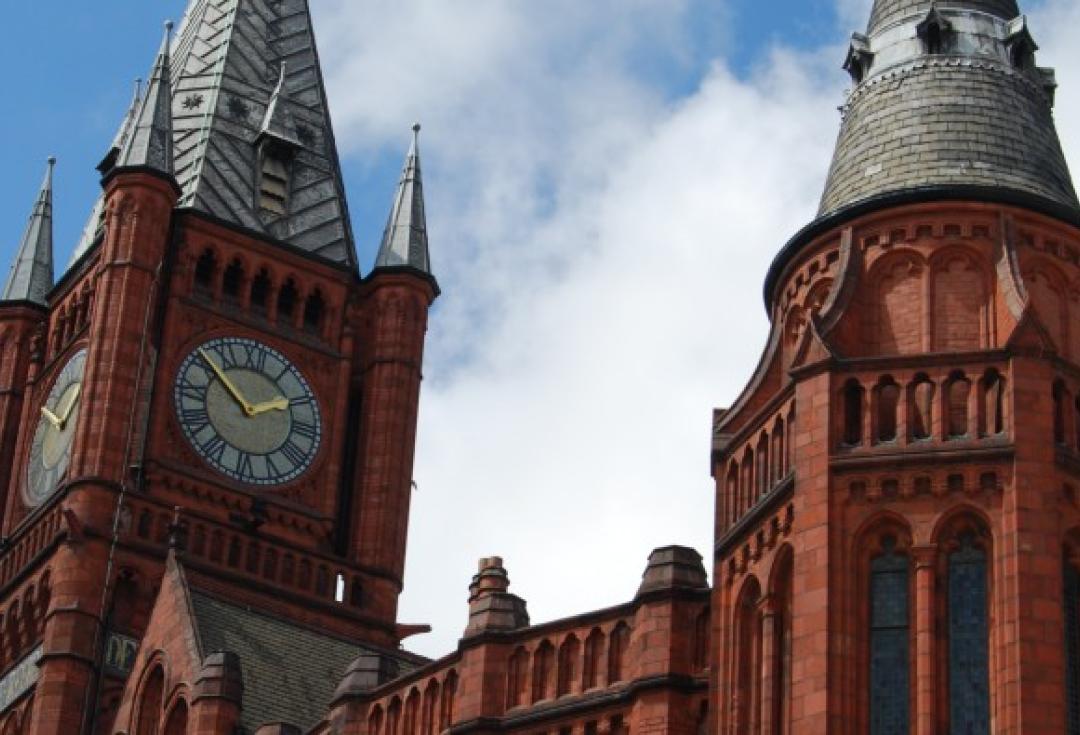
[117,23,175,175]
[3,159,55,305]
[169,0,356,267]
[375,125,432,275]
[868,0,1019,34]
[819,0,1078,218]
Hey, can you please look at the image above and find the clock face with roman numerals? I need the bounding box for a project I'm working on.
[173,337,322,486]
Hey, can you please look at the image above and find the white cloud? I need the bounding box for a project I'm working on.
[314,0,1080,658]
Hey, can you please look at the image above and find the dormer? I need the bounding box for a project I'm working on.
[843,33,874,85]
[1005,16,1038,72]
[255,64,304,219]
[916,5,953,56]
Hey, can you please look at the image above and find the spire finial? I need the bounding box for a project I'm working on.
[2,157,56,305]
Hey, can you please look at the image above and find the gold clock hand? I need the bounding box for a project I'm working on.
[249,397,289,416]
[198,348,254,416]
[40,406,63,430]
[58,383,82,428]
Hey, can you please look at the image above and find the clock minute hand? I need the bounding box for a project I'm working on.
[198,348,254,416]
[249,397,289,416]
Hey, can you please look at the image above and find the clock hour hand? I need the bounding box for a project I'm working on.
[40,406,63,430]
[57,383,82,428]
[249,397,289,416]
[198,348,254,416]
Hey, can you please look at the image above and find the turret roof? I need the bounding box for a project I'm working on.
[375,125,433,277]
[117,23,175,175]
[868,0,1019,34]
[2,159,55,305]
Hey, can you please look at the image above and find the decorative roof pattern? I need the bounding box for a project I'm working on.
[190,591,420,732]
[819,0,1078,217]
[868,0,1019,34]
[117,23,175,175]
[169,0,356,267]
[3,159,55,305]
[375,125,432,275]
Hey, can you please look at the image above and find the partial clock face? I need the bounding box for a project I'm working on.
[173,337,322,485]
[26,348,87,506]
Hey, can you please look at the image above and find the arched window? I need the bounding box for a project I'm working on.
[136,665,164,735]
[222,258,244,304]
[368,705,384,735]
[1055,381,1069,445]
[557,635,580,697]
[386,698,401,735]
[843,380,865,446]
[277,278,298,324]
[734,579,762,735]
[608,622,629,684]
[979,370,1005,437]
[422,681,439,735]
[769,551,793,733]
[250,268,272,317]
[756,433,769,497]
[507,647,529,707]
[725,462,739,528]
[532,641,554,702]
[163,701,188,735]
[869,537,910,735]
[1063,546,1080,734]
[440,670,457,729]
[875,378,901,443]
[741,449,754,513]
[583,628,604,690]
[909,375,934,441]
[945,373,972,438]
[693,608,710,673]
[771,417,785,484]
[194,249,216,297]
[946,531,990,734]
[304,289,325,334]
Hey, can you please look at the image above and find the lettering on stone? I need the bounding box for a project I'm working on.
[105,632,139,676]
[0,646,42,714]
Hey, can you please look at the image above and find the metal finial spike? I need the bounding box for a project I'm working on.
[165,19,175,35]
[412,122,421,134]
[47,156,56,167]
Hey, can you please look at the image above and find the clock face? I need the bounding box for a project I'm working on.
[173,337,322,485]
[26,348,87,506]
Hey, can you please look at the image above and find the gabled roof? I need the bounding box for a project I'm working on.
[3,158,55,305]
[375,125,432,275]
[169,0,356,267]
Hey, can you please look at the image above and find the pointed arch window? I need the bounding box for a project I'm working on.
[843,379,865,446]
[304,289,325,333]
[277,278,298,324]
[947,533,990,734]
[869,537,910,735]
[194,248,217,298]
[222,258,244,305]
[136,665,164,735]
[1064,549,1080,734]
[250,268,272,317]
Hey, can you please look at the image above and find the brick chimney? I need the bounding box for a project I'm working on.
[463,556,529,637]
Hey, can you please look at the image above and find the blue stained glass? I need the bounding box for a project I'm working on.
[870,546,910,735]
[948,537,990,735]
[1065,562,1080,735]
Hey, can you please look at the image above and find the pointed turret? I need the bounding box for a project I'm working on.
[375,125,433,277]
[98,79,143,175]
[117,22,174,175]
[3,158,55,305]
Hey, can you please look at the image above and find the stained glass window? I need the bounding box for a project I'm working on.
[870,540,909,735]
[1065,560,1080,734]
[948,535,990,734]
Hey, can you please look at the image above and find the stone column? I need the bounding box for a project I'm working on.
[912,545,936,735]
[758,595,778,735]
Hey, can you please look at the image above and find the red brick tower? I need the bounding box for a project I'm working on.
[0,2,437,733]
[710,1,1080,733]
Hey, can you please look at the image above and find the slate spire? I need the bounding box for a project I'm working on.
[117,21,174,175]
[98,79,144,174]
[375,125,432,276]
[3,158,55,305]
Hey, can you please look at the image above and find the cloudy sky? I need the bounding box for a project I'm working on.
[3,0,1080,658]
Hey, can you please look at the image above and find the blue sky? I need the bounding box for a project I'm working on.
[4,0,1080,658]
[0,0,850,274]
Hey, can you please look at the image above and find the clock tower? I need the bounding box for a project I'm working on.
[0,2,437,733]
